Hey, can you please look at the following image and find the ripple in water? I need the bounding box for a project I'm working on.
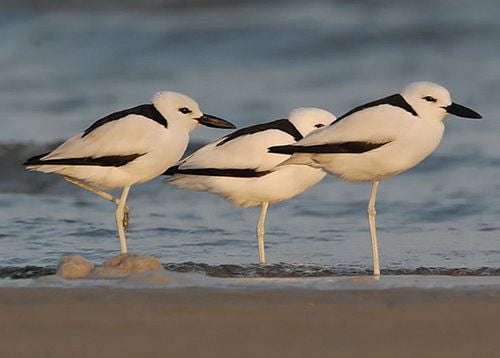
[1,264,499,280]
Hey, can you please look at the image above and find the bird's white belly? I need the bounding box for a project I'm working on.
[171,165,326,208]
[226,166,326,207]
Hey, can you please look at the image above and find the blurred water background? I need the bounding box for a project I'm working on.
[1,0,499,277]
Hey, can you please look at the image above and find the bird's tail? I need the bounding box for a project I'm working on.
[23,152,57,172]
[268,144,315,167]
[267,144,296,155]
[162,165,179,176]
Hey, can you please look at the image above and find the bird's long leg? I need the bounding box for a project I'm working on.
[64,176,130,231]
[115,186,131,254]
[367,180,380,277]
[256,201,270,264]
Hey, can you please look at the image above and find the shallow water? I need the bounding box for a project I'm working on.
[1,0,499,279]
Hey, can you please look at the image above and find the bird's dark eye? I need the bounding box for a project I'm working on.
[315,123,325,128]
[178,107,192,114]
[422,96,437,103]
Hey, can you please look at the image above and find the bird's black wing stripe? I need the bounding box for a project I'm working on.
[268,141,391,154]
[332,94,418,125]
[23,153,145,167]
[164,167,270,178]
[217,119,302,147]
[82,104,168,138]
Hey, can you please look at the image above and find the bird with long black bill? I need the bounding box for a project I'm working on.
[24,91,235,254]
[269,81,482,276]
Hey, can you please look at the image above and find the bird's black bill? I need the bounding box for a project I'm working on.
[445,103,482,119]
[198,114,236,129]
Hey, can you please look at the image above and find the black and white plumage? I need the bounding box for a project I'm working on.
[269,81,482,276]
[24,91,235,254]
[164,107,337,263]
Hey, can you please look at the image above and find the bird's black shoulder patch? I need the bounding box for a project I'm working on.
[164,167,270,178]
[82,104,168,138]
[332,94,418,125]
[216,119,302,147]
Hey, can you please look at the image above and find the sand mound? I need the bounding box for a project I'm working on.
[57,253,169,282]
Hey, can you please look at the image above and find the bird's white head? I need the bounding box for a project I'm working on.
[288,107,337,137]
[152,91,236,131]
[401,81,482,122]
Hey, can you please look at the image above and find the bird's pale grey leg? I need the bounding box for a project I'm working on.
[115,186,131,254]
[63,176,130,231]
[367,180,380,277]
[256,201,269,264]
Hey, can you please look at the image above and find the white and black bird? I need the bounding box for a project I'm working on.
[269,81,482,276]
[24,91,235,254]
[164,107,336,263]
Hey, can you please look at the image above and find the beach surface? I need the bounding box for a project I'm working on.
[1,281,499,358]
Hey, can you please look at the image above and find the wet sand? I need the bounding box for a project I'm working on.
[0,286,499,357]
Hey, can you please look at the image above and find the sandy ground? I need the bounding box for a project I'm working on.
[0,286,499,358]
